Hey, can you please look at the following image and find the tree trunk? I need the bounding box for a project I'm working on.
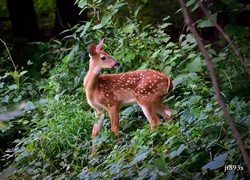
[6,0,43,41]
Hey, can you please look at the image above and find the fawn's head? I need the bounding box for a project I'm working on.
[89,39,120,71]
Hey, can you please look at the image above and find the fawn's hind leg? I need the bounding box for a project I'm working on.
[156,102,173,121]
[137,99,161,128]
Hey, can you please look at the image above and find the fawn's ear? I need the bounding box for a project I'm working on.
[89,42,96,56]
[96,39,104,51]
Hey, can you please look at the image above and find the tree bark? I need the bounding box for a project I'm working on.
[6,0,42,41]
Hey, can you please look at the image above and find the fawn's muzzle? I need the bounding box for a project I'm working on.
[113,61,120,68]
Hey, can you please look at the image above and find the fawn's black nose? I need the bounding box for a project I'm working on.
[113,61,120,68]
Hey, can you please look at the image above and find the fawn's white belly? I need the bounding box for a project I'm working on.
[121,98,136,105]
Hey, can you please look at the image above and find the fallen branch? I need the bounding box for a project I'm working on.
[178,0,250,176]
[195,0,250,75]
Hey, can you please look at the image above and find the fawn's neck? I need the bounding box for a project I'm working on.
[84,61,101,92]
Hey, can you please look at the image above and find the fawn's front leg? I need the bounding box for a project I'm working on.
[91,113,105,154]
[92,113,105,139]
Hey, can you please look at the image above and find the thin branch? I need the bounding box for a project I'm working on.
[195,0,250,75]
[178,0,250,176]
[0,38,17,71]
[56,7,63,27]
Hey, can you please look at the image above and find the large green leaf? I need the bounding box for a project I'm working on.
[92,24,103,30]
[101,14,112,26]
[224,24,242,36]
[114,2,127,9]
[202,153,228,170]
[197,13,217,28]
[129,152,148,167]
[123,23,136,34]
[24,101,35,111]
[134,152,148,162]
[186,57,202,72]
[173,72,198,87]
[170,144,187,158]
[152,158,169,173]
[80,22,90,37]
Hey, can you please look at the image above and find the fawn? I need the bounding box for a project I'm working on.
[84,39,173,144]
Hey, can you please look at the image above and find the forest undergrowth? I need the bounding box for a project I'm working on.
[1,0,250,179]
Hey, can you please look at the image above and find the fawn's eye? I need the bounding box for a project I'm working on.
[101,56,106,60]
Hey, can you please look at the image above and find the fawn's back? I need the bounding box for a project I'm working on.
[97,69,172,107]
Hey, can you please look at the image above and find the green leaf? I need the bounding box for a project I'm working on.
[8,84,17,90]
[224,24,242,36]
[221,0,233,5]
[16,151,29,161]
[138,62,148,70]
[125,51,136,61]
[173,73,197,87]
[24,101,35,111]
[26,142,34,151]
[181,34,197,49]
[246,4,250,10]
[19,70,28,77]
[13,95,22,102]
[166,42,176,48]
[80,22,90,37]
[206,139,217,150]
[170,144,187,158]
[134,152,148,162]
[66,44,79,63]
[197,13,217,28]
[186,53,196,59]
[122,107,135,114]
[114,2,127,9]
[186,57,202,72]
[152,158,169,173]
[186,0,195,7]
[163,16,170,21]
[159,23,171,29]
[9,71,18,82]
[164,135,176,145]
[151,49,161,59]
[92,24,102,30]
[2,95,9,103]
[149,174,157,180]
[163,66,172,75]
[27,60,33,65]
[162,37,170,43]
[202,153,228,170]
[177,144,187,154]
[186,34,196,43]
[77,0,87,8]
[62,54,69,62]
[101,14,112,26]
[129,152,148,167]
[0,73,9,81]
[123,23,136,34]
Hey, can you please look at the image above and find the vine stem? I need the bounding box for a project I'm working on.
[178,0,250,176]
[0,38,17,71]
[195,0,250,75]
